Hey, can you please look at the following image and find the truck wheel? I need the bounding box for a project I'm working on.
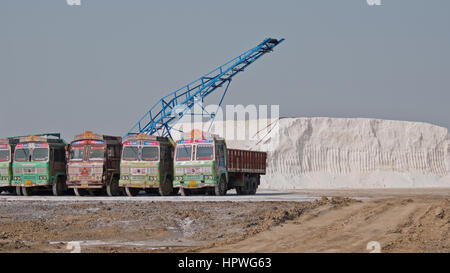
[125,187,139,197]
[159,177,173,196]
[180,188,190,196]
[52,177,64,196]
[22,187,32,196]
[236,186,248,195]
[106,179,120,197]
[214,176,227,196]
[249,177,258,195]
[15,186,22,196]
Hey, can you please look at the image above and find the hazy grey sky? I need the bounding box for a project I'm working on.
[1,0,449,140]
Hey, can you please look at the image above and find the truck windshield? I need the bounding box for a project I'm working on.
[15,148,31,162]
[89,146,104,160]
[196,144,214,160]
[142,147,159,161]
[176,145,192,161]
[122,146,139,161]
[32,148,49,162]
[0,149,9,162]
[70,146,85,160]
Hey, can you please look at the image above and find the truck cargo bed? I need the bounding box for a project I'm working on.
[227,149,266,174]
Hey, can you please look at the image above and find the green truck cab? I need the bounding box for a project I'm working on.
[119,134,175,197]
[66,131,122,196]
[0,137,19,194]
[12,134,68,196]
[173,130,267,196]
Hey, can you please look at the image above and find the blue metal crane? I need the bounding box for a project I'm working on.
[125,37,285,139]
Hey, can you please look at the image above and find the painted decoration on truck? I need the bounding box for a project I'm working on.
[123,141,138,146]
[176,139,213,144]
[19,135,48,143]
[34,143,49,148]
[142,141,159,146]
[124,133,157,142]
[73,131,103,141]
[16,143,48,148]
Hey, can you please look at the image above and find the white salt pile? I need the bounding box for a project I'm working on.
[172,117,450,189]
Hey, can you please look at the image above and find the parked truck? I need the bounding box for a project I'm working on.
[0,137,20,194]
[66,131,122,196]
[119,134,175,197]
[13,134,67,196]
[173,130,267,196]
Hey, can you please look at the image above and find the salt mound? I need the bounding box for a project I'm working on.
[173,117,450,189]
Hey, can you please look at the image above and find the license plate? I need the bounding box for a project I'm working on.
[81,184,89,188]
[25,180,31,185]
[189,181,197,188]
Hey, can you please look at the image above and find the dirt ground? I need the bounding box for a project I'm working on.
[0,191,449,253]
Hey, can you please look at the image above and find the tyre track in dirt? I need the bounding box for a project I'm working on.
[203,196,450,253]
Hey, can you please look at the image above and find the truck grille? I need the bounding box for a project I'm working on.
[15,168,46,174]
[68,167,102,176]
[131,168,147,175]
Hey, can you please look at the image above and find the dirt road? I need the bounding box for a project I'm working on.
[206,196,450,253]
[0,189,448,253]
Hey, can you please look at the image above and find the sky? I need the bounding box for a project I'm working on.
[1,0,449,140]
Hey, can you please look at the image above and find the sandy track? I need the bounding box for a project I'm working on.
[204,196,450,253]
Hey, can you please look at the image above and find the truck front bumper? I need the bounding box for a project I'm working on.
[119,175,159,188]
[173,175,216,189]
[67,180,104,189]
[14,176,50,187]
[0,176,11,187]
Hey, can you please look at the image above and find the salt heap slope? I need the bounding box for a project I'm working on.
[174,117,450,189]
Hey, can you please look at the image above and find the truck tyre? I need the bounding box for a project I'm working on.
[214,175,227,196]
[22,187,32,196]
[249,178,257,195]
[236,186,248,195]
[15,186,22,196]
[125,187,139,197]
[52,177,64,196]
[180,188,190,196]
[159,177,173,196]
[73,188,85,196]
[106,179,120,197]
